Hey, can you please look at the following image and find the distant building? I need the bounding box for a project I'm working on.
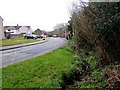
[4,25,32,36]
[90,0,116,2]
[34,29,42,35]
[0,16,5,39]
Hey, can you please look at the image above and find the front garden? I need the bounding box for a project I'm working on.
[0,37,39,47]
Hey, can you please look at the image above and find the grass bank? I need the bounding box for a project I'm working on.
[2,46,74,88]
[0,37,39,47]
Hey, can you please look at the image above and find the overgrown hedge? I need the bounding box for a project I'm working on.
[70,2,120,65]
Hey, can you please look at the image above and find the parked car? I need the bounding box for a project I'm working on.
[52,35,57,37]
[24,35,37,39]
[35,35,43,38]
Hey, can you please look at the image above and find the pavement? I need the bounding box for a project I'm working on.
[0,38,49,51]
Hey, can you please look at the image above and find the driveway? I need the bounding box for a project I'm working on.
[1,37,67,67]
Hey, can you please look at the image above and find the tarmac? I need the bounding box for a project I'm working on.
[0,38,48,51]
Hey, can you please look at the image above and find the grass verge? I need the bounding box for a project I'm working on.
[2,46,74,88]
[0,37,40,47]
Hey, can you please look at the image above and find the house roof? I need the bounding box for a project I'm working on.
[25,26,30,29]
[4,26,31,30]
[34,29,42,32]
[16,26,22,30]
[0,16,4,21]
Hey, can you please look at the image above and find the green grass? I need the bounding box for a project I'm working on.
[0,37,40,47]
[2,46,74,88]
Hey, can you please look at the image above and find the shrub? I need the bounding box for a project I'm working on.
[91,71,101,79]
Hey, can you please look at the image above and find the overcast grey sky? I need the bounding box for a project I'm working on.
[0,0,89,31]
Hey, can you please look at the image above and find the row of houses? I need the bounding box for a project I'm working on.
[0,16,48,39]
[4,25,32,35]
[0,16,33,39]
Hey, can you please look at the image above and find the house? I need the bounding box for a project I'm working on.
[0,16,5,39]
[34,29,42,35]
[19,26,32,35]
[4,26,20,34]
[34,29,48,38]
[4,25,32,36]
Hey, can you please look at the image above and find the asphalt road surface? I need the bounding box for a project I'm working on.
[1,37,67,67]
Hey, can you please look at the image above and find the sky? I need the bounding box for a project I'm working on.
[0,0,89,31]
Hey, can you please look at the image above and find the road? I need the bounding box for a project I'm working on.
[0,37,67,67]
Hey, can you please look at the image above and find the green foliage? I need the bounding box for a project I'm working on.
[60,50,99,88]
[98,81,108,88]
[72,55,80,64]
[60,45,112,88]
[77,80,96,88]
[75,80,108,88]
[68,40,76,51]
[63,45,74,53]
[91,71,101,78]
[67,20,73,39]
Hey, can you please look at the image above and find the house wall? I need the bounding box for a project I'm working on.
[19,26,32,35]
[12,30,20,34]
[5,29,20,34]
[4,26,19,34]
[27,27,32,35]
[34,29,42,35]
[0,17,5,39]
[19,26,27,34]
